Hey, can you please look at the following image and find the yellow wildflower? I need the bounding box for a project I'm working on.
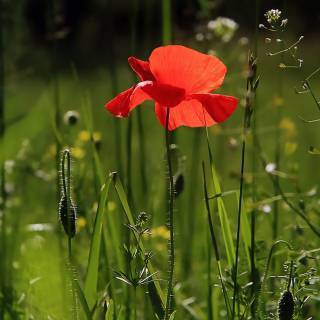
[272,95,284,107]
[78,130,90,142]
[71,147,85,159]
[107,201,116,212]
[76,217,87,231]
[151,225,170,240]
[280,117,296,138]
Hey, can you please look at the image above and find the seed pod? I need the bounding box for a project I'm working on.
[174,173,184,198]
[63,110,80,126]
[59,150,77,238]
[59,194,77,238]
[278,291,294,320]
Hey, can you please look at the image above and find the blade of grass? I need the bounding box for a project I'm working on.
[74,278,92,320]
[84,174,113,309]
[202,162,231,319]
[105,299,114,320]
[236,192,252,270]
[205,129,235,268]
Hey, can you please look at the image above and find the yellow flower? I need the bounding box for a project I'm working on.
[71,147,85,159]
[76,217,87,231]
[280,117,296,138]
[151,225,170,240]
[92,201,98,213]
[93,131,102,142]
[272,95,284,107]
[107,201,116,212]
[78,130,90,142]
[48,144,57,157]
[284,142,297,155]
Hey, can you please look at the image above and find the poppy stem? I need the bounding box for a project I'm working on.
[164,107,175,320]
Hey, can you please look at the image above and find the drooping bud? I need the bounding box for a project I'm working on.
[63,110,80,126]
[278,291,294,320]
[59,149,77,238]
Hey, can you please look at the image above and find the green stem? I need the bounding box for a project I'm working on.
[164,108,175,320]
[162,0,172,45]
[231,126,247,320]
[305,80,320,112]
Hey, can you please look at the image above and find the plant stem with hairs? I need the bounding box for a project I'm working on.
[232,54,258,320]
[164,108,175,320]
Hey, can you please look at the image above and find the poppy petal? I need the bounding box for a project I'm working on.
[105,84,150,117]
[191,93,238,123]
[154,99,217,131]
[140,82,185,107]
[105,81,185,117]
[128,57,155,81]
[149,45,227,94]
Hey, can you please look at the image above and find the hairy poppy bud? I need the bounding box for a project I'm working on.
[278,291,294,320]
[64,110,80,126]
[59,195,77,238]
[59,149,77,238]
[174,173,184,198]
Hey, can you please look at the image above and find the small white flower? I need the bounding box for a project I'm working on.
[265,163,276,173]
[265,9,282,24]
[262,204,272,214]
[207,17,238,42]
[195,33,204,41]
[4,160,15,174]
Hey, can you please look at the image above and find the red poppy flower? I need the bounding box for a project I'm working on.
[105,45,238,130]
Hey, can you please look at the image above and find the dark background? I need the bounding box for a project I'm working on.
[4,0,320,71]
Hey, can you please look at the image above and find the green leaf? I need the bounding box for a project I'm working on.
[84,174,113,309]
[236,192,252,269]
[105,300,114,320]
[207,140,235,268]
[74,279,92,320]
[169,311,177,320]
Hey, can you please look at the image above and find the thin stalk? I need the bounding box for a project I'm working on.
[162,0,172,45]
[231,124,247,320]
[207,233,213,320]
[305,80,320,112]
[61,151,77,319]
[164,108,175,320]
